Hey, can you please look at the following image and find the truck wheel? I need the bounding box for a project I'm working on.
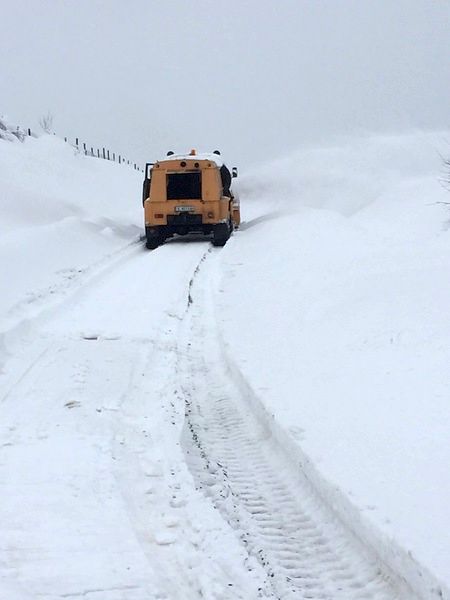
[146,236,159,250]
[146,231,162,250]
[212,223,231,247]
[145,226,166,250]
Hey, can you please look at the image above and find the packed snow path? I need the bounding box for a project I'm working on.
[179,249,413,600]
[0,237,417,599]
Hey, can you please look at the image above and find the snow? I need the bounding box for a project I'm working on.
[217,130,450,599]
[0,135,266,599]
[0,134,142,338]
[0,246,265,599]
[0,114,27,143]
[1,128,450,599]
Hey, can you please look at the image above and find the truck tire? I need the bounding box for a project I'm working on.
[146,236,160,250]
[212,222,231,247]
[145,228,163,250]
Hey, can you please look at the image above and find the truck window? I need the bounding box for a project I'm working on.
[167,172,202,200]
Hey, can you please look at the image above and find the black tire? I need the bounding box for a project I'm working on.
[145,227,163,250]
[212,222,231,247]
[146,236,160,250]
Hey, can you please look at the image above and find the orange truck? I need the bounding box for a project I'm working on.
[142,150,240,249]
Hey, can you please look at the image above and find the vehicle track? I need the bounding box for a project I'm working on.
[179,252,413,599]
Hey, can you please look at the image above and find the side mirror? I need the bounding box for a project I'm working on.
[232,167,238,178]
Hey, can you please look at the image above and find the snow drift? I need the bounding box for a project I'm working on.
[218,130,450,599]
[0,134,142,340]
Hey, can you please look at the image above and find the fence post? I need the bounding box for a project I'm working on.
[64,137,67,142]
[113,152,115,161]
[76,138,79,147]
[97,149,100,158]
[107,149,110,160]
[91,147,94,156]
[28,128,31,136]
[102,148,106,159]
[83,142,87,155]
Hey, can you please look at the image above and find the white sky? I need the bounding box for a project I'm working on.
[1,0,449,167]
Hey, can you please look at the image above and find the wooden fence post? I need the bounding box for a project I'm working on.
[76,138,79,147]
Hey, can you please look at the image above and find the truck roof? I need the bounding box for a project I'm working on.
[156,152,224,167]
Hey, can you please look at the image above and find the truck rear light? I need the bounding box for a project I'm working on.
[155,213,164,218]
[207,211,214,218]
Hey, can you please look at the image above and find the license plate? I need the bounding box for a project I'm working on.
[175,206,194,212]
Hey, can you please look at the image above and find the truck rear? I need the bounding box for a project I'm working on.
[143,151,240,249]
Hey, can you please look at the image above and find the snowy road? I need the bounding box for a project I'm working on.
[1,241,233,599]
[0,235,426,598]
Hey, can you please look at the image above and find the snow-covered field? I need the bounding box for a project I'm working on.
[0,128,449,599]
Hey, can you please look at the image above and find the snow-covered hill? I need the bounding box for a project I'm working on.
[0,129,449,599]
[0,134,142,342]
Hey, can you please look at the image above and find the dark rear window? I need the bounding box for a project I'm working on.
[167,172,202,200]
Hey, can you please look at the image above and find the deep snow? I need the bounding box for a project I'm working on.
[217,131,450,598]
[1,130,449,599]
[0,134,142,340]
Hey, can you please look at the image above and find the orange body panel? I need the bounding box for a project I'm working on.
[143,158,240,228]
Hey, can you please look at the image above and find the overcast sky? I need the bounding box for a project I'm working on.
[1,0,449,167]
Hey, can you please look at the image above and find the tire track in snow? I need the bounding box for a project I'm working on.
[179,252,414,600]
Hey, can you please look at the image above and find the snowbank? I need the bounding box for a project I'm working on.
[217,131,450,599]
[0,134,142,339]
